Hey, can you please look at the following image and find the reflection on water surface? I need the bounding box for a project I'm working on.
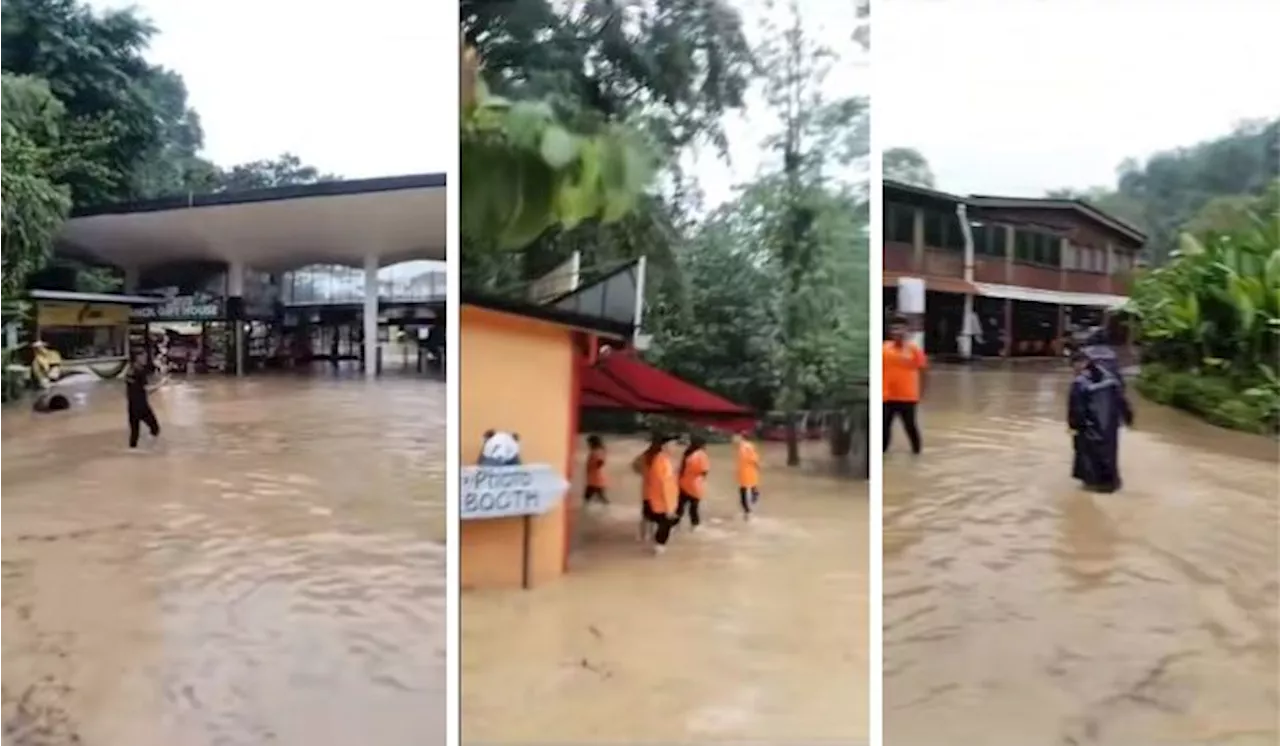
[463,440,867,744]
[885,366,1279,746]
[2,374,445,746]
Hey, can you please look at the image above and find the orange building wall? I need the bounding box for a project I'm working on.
[460,305,574,590]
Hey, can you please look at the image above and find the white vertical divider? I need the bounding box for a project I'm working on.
[866,2,885,741]
[445,9,462,746]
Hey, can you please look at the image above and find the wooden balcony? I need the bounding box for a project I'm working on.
[1009,263,1061,291]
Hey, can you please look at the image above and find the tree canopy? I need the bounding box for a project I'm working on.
[883,146,935,189]
[462,1,870,465]
[1047,118,1279,264]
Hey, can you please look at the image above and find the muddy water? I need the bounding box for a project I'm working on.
[884,366,1279,746]
[1,374,446,746]
[463,440,868,744]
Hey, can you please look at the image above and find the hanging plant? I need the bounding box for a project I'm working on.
[460,44,654,251]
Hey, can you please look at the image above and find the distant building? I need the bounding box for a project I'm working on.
[883,180,1146,358]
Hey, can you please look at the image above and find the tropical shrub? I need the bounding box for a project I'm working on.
[459,44,654,252]
[1127,181,1280,433]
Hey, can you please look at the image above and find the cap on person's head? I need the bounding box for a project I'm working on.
[32,340,46,348]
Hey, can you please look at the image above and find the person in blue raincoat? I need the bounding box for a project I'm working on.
[1068,349,1133,493]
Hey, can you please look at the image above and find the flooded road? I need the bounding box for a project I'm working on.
[2,373,445,746]
[884,366,1279,746]
[462,440,867,744]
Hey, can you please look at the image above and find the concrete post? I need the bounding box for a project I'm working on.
[911,207,924,272]
[364,254,379,379]
[1059,237,1070,290]
[123,266,140,293]
[1003,224,1015,283]
[956,204,975,360]
[227,260,246,377]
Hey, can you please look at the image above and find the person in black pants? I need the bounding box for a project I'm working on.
[125,352,161,449]
[883,315,927,454]
[883,401,921,454]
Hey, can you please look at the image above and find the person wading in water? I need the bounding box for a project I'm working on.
[583,434,609,504]
[733,432,761,520]
[125,351,162,449]
[632,433,679,554]
[675,435,709,529]
[883,314,927,455]
[1068,350,1133,493]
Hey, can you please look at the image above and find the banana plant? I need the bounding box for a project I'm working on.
[460,44,655,251]
[1128,181,1280,382]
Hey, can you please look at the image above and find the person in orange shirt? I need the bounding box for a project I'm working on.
[583,434,609,504]
[733,432,761,520]
[675,435,709,529]
[634,432,679,554]
[883,314,927,454]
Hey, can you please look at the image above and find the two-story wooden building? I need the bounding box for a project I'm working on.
[883,180,1146,358]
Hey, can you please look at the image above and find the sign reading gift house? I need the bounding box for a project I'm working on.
[461,464,569,520]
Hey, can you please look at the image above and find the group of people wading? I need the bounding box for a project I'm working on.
[883,313,1134,494]
[582,431,762,555]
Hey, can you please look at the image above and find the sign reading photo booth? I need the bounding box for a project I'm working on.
[461,464,569,520]
[462,429,570,589]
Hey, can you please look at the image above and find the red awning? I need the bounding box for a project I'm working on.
[579,351,756,432]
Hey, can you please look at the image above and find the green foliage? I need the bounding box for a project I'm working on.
[461,0,755,155]
[460,0,755,283]
[214,153,337,192]
[1136,363,1279,435]
[461,80,656,251]
[1127,183,1280,434]
[3,0,174,203]
[1,73,73,299]
[651,1,869,443]
[1053,118,1278,264]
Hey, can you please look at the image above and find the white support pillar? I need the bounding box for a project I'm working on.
[956,204,976,360]
[363,254,379,379]
[228,260,246,377]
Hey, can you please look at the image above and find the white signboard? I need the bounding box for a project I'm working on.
[897,277,925,314]
[461,464,569,520]
[131,294,223,321]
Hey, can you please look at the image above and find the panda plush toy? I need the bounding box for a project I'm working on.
[477,429,522,466]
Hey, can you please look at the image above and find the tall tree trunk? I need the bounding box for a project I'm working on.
[785,410,800,466]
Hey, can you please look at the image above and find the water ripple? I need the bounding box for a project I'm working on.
[2,374,445,746]
[885,366,1280,746]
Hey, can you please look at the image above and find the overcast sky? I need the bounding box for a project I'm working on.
[92,0,450,180]
[878,0,1280,197]
[91,0,449,274]
[687,0,869,208]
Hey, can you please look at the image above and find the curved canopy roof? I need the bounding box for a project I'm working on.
[56,174,446,273]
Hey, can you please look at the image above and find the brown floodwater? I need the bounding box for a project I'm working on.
[884,366,1280,746]
[1,372,446,746]
[462,440,868,744]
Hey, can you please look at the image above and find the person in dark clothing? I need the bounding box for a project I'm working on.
[125,352,162,448]
[1068,351,1133,493]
